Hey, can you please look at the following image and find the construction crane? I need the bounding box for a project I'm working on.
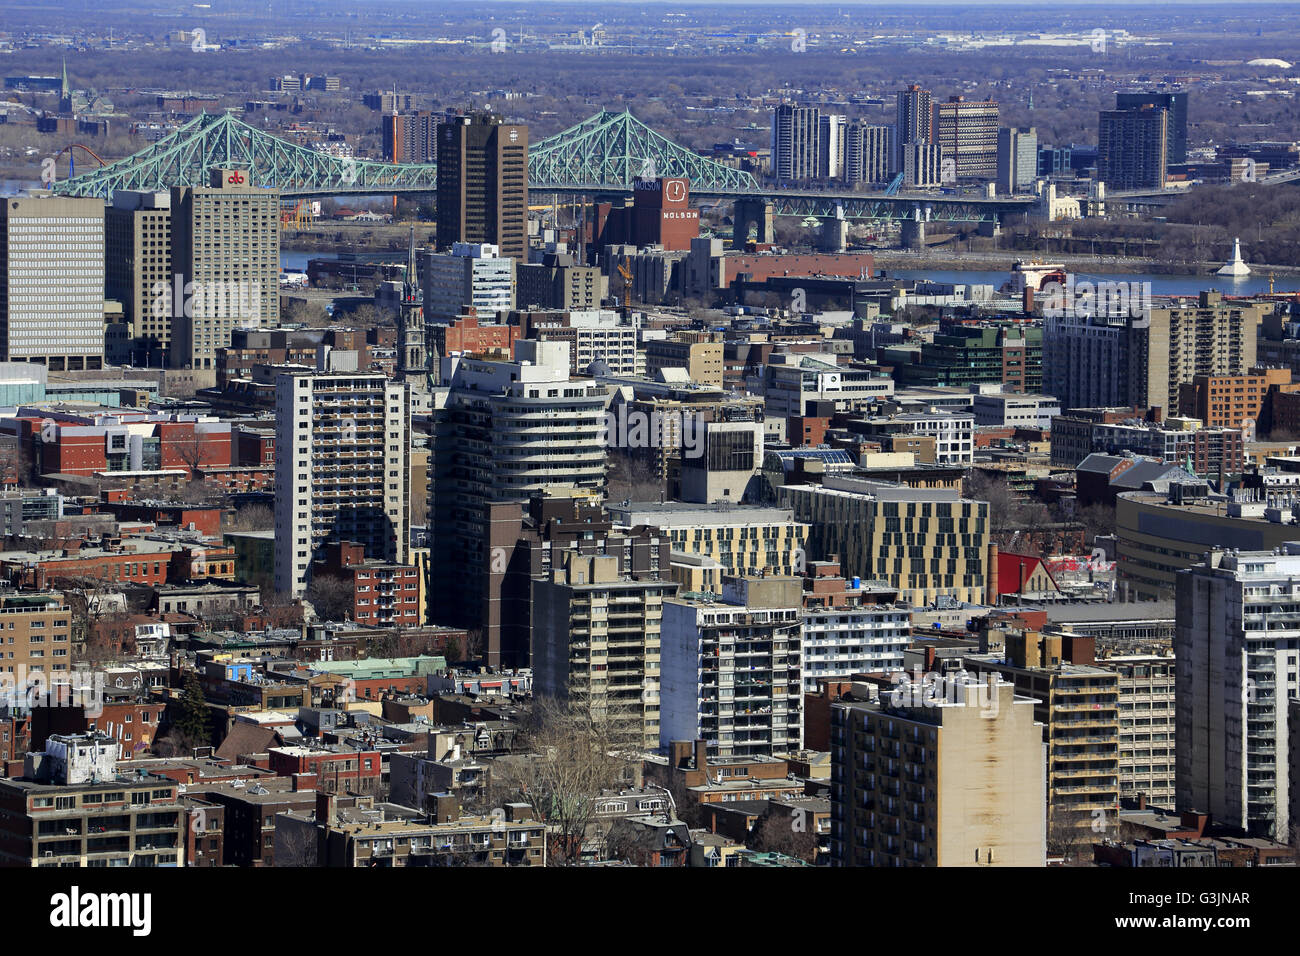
[883,172,905,196]
[616,256,634,314]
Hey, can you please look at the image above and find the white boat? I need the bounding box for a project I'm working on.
[1216,237,1251,278]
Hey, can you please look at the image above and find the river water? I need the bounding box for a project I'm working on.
[884,268,1292,296]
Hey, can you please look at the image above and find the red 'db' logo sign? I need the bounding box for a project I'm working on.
[228,172,245,185]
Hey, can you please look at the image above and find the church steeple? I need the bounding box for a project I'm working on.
[403,226,419,301]
[61,56,70,98]
[396,227,427,381]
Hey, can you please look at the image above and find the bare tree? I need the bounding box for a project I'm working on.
[409,492,429,527]
[490,691,642,865]
[257,588,306,629]
[223,503,275,533]
[1046,808,1097,865]
[607,451,664,503]
[173,431,211,475]
[305,573,355,623]
[1075,502,1117,548]
[282,299,328,326]
[747,810,818,863]
[967,470,1050,542]
[52,569,123,659]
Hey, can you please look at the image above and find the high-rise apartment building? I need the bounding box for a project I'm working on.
[105,190,172,366]
[966,631,1120,834]
[169,170,280,384]
[935,96,1000,181]
[382,110,440,163]
[0,195,104,371]
[516,254,604,312]
[661,575,803,759]
[829,676,1045,866]
[273,370,411,596]
[800,562,909,693]
[1042,313,1142,412]
[996,126,1038,194]
[844,123,894,187]
[429,343,607,643]
[818,114,847,180]
[533,553,679,750]
[901,142,945,188]
[1176,545,1300,839]
[1043,291,1266,414]
[1096,648,1177,808]
[1116,91,1188,165]
[0,591,73,681]
[1142,292,1266,415]
[643,337,724,388]
[486,490,672,669]
[436,113,528,260]
[423,243,516,323]
[1098,107,1168,190]
[771,104,821,182]
[895,85,934,170]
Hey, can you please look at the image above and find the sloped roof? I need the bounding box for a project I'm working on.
[996,551,1059,595]
[214,722,282,762]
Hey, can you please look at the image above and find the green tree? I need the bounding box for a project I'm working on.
[443,636,463,663]
[174,671,211,751]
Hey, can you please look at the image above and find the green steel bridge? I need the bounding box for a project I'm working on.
[51,108,1035,223]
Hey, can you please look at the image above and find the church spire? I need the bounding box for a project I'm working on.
[404,226,418,300]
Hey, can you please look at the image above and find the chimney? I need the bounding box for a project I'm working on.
[694,738,708,773]
[316,789,337,826]
[986,543,999,604]
[1179,809,1209,837]
[431,792,460,823]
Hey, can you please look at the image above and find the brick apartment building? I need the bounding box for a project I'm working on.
[311,541,422,628]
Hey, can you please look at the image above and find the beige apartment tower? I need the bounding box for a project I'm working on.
[169,169,280,384]
[830,676,1046,866]
[532,553,679,750]
[966,632,1120,835]
[0,592,73,680]
[1139,291,1267,416]
[643,338,724,388]
[0,195,104,371]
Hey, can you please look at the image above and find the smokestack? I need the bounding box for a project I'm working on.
[987,543,999,604]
